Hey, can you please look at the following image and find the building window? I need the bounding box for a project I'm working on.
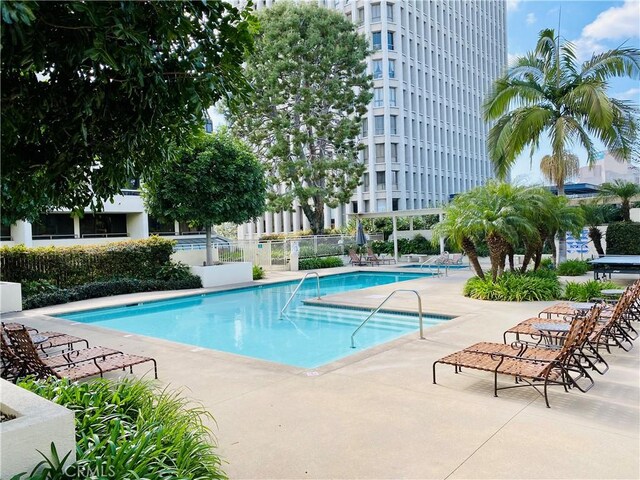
[389,87,397,107]
[387,3,394,21]
[376,199,387,212]
[364,200,370,212]
[357,7,364,24]
[80,214,127,238]
[373,87,384,107]
[388,59,396,78]
[371,3,381,21]
[0,224,10,241]
[374,115,385,135]
[375,143,385,163]
[390,143,398,162]
[345,11,352,23]
[387,31,395,50]
[351,201,359,214]
[376,171,386,191]
[391,171,399,189]
[363,173,370,192]
[148,216,175,235]
[361,118,368,137]
[372,59,383,79]
[389,115,397,135]
[32,214,75,239]
[179,222,205,235]
[361,145,369,163]
[392,198,399,211]
[372,32,382,51]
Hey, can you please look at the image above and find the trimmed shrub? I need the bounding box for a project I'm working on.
[23,276,202,310]
[253,265,265,280]
[563,280,619,302]
[0,237,176,287]
[17,378,225,479]
[606,222,640,255]
[155,261,194,281]
[21,279,60,298]
[463,271,562,301]
[556,260,591,276]
[299,256,344,270]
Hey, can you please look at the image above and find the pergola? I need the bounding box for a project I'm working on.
[348,207,445,263]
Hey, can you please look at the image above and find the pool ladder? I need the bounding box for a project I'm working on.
[280,272,321,317]
[351,289,425,348]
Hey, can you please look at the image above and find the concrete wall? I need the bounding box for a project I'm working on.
[190,262,252,288]
[0,282,22,313]
[0,380,76,479]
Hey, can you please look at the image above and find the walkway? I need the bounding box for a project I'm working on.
[4,267,639,479]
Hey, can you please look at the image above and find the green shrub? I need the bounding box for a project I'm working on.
[252,265,265,280]
[299,256,344,270]
[606,222,640,254]
[539,258,555,270]
[21,280,60,298]
[563,280,619,301]
[556,260,590,276]
[23,276,202,310]
[463,271,561,301]
[155,261,193,281]
[0,237,176,287]
[17,378,225,479]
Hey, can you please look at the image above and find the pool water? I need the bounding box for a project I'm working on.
[58,272,451,368]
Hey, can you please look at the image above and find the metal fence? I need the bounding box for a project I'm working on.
[173,234,383,270]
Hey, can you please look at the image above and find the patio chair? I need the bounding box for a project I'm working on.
[445,253,464,265]
[4,325,158,381]
[349,249,371,266]
[433,310,598,408]
[1,321,89,353]
[367,247,395,265]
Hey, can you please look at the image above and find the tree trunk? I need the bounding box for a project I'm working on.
[462,236,484,280]
[506,245,515,272]
[301,200,324,235]
[205,226,213,266]
[589,226,604,256]
[548,234,557,265]
[486,233,507,281]
[556,183,567,265]
[622,201,631,222]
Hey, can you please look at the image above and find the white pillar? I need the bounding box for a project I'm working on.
[265,212,273,234]
[283,211,291,233]
[237,225,244,240]
[292,208,301,232]
[11,221,33,247]
[126,212,149,239]
[392,216,398,263]
[274,211,282,233]
[302,214,311,231]
[439,213,445,254]
[323,207,331,231]
[334,207,343,229]
[257,217,264,235]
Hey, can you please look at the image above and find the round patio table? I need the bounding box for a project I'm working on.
[601,289,625,296]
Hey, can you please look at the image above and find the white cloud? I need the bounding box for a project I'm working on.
[571,36,608,62]
[581,0,640,40]
[614,87,640,101]
[526,13,536,25]
[507,52,522,66]
[506,0,521,13]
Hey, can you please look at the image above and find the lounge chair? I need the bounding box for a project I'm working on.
[4,325,158,381]
[348,249,371,266]
[446,253,464,265]
[367,247,395,265]
[2,322,89,353]
[433,309,599,408]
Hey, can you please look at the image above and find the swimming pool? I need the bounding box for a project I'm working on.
[58,272,450,368]
[399,264,468,269]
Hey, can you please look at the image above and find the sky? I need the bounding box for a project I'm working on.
[506,0,640,184]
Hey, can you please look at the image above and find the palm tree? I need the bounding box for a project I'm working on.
[540,151,580,197]
[484,28,640,263]
[597,179,640,221]
[580,203,607,256]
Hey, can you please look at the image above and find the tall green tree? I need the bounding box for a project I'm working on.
[143,131,266,266]
[1,1,256,225]
[227,2,372,234]
[597,179,640,221]
[484,28,640,263]
[580,203,606,256]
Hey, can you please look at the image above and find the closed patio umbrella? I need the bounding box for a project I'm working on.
[356,221,367,247]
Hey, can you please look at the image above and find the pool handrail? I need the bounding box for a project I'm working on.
[350,289,424,348]
[280,271,321,316]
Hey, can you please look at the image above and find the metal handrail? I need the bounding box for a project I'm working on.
[350,289,424,348]
[419,257,449,276]
[280,272,321,316]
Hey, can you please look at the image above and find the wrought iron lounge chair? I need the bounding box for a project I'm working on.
[349,249,371,266]
[433,311,597,408]
[4,325,158,381]
[367,247,395,265]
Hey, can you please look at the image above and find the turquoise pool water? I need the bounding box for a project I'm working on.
[58,272,450,368]
[399,264,468,269]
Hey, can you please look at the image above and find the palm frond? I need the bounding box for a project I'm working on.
[581,46,640,81]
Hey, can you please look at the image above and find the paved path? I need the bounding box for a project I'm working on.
[4,267,639,479]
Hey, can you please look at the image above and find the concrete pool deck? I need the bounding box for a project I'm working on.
[3,267,639,479]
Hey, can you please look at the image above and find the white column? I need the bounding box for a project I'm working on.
[237,225,244,240]
[323,207,331,230]
[11,221,33,247]
[257,217,264,235]
[302,214,311,231]
[439,213,445,254]
[392,216,398,263]
[292,207,301,232]
[265,212,273,234]
[334,207,343,229]
[274,211,282,233]
[283,211,291,233]
[126,212,149,239]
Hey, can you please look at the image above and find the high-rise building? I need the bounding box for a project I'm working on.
[237,0,507,238]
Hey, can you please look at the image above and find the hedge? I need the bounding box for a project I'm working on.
[606,222,640,255]
[0,237,175,288]
[299,256,344,270]
[463,270,562,301]
[23,277,202,310]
